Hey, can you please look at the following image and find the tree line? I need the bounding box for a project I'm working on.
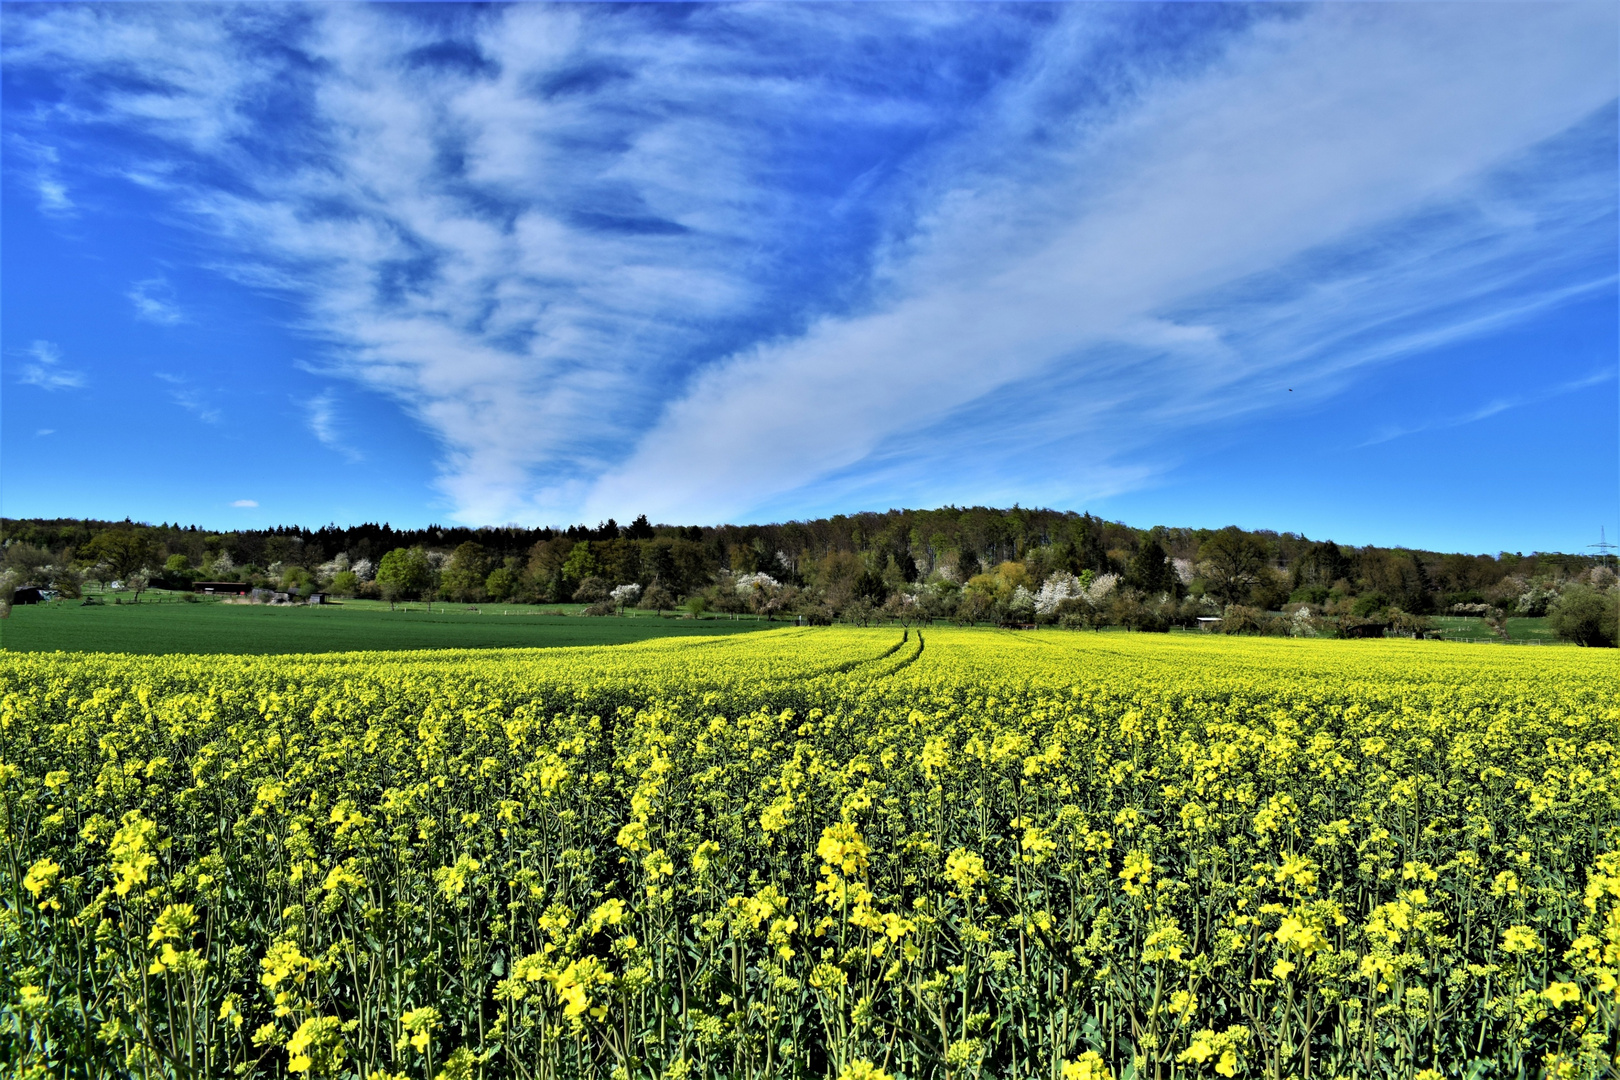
[2,508,1614,644]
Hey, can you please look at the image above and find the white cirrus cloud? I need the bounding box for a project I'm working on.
[305,390,363,463]
[231,499,258,508]
[5,1,1000,522]
[7,137,74,214]
[583,5,1618,524]
[16,339,87,390]
[154,372,221,423]
[129,278,186,324]
[1357,369,1618,449]
[36,176,72,214]
[4,3,1614,524]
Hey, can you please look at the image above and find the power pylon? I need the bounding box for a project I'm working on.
[1591,526,1617,570]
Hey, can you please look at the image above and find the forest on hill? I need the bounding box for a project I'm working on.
[2,507,1614,643]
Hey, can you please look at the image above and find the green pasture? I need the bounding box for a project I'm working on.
[0,597,778,655]
[1,588,1571,655]
[1429,614,1558,644]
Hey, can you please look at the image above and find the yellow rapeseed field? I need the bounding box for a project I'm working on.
[2,629,1617,1080]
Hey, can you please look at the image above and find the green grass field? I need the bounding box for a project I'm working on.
[0,598,778,655]
[3,591,1569,655]
[1430,614,1558,644]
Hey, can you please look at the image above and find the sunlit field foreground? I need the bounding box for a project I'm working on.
[3,631,1618,1079]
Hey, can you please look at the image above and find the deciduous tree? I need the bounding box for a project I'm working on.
[440,542,492,603]
[1198,527,1267,606]
[484,567,517,601]
[376,547,432,606]
[80,529,153,581]
[639,582,675,612]
[1550,585,1618,647]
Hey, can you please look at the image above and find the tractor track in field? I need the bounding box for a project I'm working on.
[874,631,925,678]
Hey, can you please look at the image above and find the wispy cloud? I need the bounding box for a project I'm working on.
[4,4,1613,524]
[37,176,72,214]
[230,499,258,508]
[585,6,1618,523]
[0,3,1048,521]
[306,390,363,463]
[1358,369,1617,449]
[128,278,186,324]
[154,372,220,423]
[36,429,55,437]
[16,340,86,390]
[8,137,74,214]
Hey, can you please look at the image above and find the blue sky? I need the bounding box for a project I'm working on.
[2,2,1615,555]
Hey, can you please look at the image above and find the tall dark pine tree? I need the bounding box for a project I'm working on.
[1126,537,1176,595]
[1075,515,1112,574]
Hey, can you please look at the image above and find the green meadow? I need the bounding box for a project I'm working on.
[0,597,777,655]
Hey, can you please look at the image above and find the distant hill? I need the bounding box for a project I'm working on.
[2,509,1611,638]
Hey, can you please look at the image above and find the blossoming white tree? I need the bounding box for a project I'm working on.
[317,553,351,579]
[1084,573,1119,605]
[735,572,780,594]
[1034,572,1084,616]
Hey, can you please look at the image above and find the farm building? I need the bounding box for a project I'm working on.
[193,581,252,595]
[9,586,54,604]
